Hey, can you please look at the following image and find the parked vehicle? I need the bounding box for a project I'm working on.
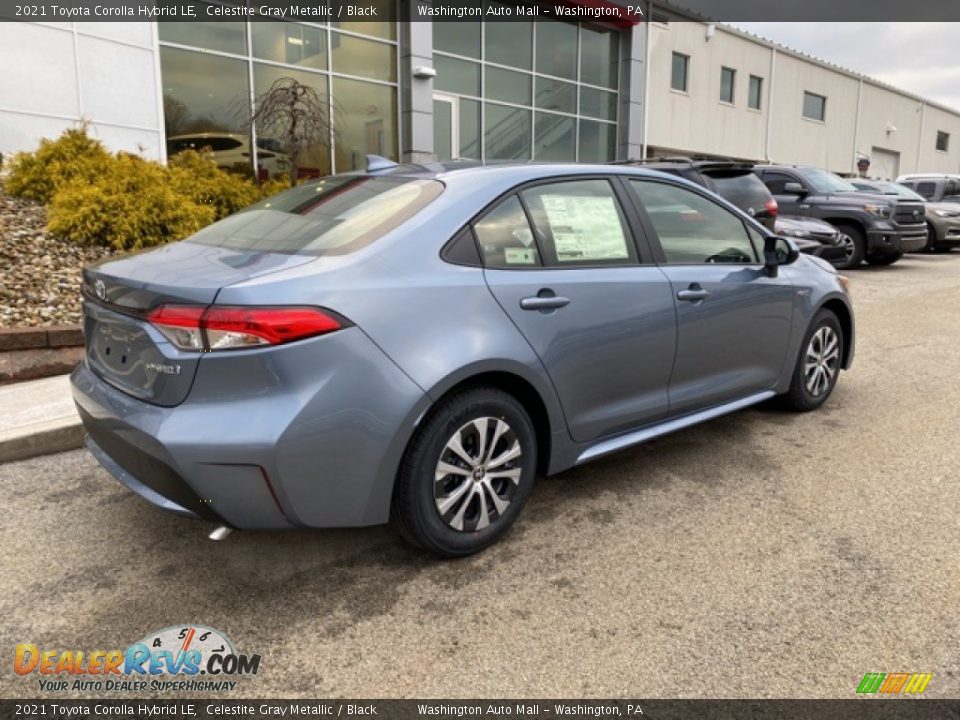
[754,165,927,267]
[624,158,779,231]
[851,179,960,252]
[895,174,960,204]
[167,133,292,178]
[71,160,854,556]
[775,215,847,267]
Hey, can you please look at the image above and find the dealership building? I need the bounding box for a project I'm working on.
[3,2,960,180]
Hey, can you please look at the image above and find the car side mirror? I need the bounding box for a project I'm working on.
[764,236,800,277]
[783,182,807,195]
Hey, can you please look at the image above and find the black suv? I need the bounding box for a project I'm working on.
[754,165,927,267]
[630,158,779,231]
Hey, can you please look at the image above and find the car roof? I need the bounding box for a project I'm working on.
[351,160,688,184]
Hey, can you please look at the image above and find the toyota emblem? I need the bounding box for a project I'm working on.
[95,279,106,300]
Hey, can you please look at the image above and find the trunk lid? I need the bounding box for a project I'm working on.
[81,242,316,406]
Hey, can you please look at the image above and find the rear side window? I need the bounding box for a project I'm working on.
[474,195,541,268]
[520,179,635,265]
[705,172,772,211]
[759,171,797,195]
[187,176,444,256]
[914,182,936,199]
[630,180,759,265]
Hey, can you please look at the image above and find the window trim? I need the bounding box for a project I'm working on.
[467,174,658,270]
[623,176,769,267]
[719,66,736,105]
[936,130,950,153]
[671,51,690,94]
[802,90,827,123]
[747,74,763,111]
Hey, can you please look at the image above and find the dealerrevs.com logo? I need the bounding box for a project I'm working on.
[14,625,261,693]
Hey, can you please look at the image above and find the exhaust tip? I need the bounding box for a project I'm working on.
[208,526,233,541]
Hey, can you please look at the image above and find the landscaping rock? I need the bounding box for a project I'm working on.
[0,189,113,327]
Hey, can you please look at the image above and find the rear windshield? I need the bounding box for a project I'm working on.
[705,171,772,209]
[187,176,444,256]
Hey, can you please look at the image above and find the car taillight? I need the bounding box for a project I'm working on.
[148,305,343,352]
[765,197,779,216]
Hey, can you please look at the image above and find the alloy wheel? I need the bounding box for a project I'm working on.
[837,233,856,261]
[804,326,840,397]
[434,417,523,532]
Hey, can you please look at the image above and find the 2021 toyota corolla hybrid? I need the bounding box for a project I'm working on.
[71,161,854,556]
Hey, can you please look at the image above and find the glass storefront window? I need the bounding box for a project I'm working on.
[434,21,481,58]
[160,46,250,171]
[252,23,327,71]
[158,3,246,54]
[486,103,531,160]
[334,0,397,41]
[253,64,331,178]
[486,67,532,106]
[535,21,577,80]
[331,32,396,82]
[534,113,575,161]
[333,76,398,171]
[434,54,481,96]
[460,98,481,159]
[578,119,616,163]
[580,27,619,89]
[580,86,617,122]
[535,76,576,114]
[484,19,532,70]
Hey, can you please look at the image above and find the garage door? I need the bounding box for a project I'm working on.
[870,147,901,180]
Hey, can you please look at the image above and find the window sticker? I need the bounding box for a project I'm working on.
[540,195,629,261]
[505,247,538,265]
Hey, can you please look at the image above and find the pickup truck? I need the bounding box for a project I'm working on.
[755,165,927,267]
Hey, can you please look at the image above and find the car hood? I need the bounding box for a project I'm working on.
[777,215,837,233]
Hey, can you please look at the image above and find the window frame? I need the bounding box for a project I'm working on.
[748,75,763,111]
[802,91,827,122]
[719,66,736,105]
[623,177,768,267]
[936,131,950,153]
[460,174,658,270]
[671,52,690,93]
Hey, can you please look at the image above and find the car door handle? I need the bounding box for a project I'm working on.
[676,286,710,302]
[520,295,570,311]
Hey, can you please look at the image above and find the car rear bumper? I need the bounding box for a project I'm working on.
[866,227,927,254]
[71,327,430,530]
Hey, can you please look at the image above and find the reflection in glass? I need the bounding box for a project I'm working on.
[160,47,251,173]
[484,19,531,70]
[335,0,397,41]
[485,67,532,106]
[253,64,331,179]
[333,77,398,171]
[434,99,453,160]
[434,54,481,96]
[534,113,575,162]
[535,21,577,80]
[252,22,327,70]
[486,103,531,160]
[159,9,246,54]
[578,120,616,163]
[331,32,397,82]
[433,21,481,58]
[460,98,481,159]
[535,76,576,114]
[580,86,617,121]
[580,27,619,89]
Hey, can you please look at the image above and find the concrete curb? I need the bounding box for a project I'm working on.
[0,374,84,463]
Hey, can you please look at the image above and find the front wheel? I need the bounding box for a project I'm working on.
[392,387,537,557]
[780,309,844,412]
[833,224,865,270]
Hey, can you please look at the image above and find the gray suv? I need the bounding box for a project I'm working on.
[755,165,927,267]
[71,161,855,556]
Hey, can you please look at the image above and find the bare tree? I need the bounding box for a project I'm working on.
[248,77,336,181]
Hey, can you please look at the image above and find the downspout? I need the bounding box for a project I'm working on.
[764,46,777,162]
[915,101,926,172]
[640,0,652,159]
[852,77,863,175]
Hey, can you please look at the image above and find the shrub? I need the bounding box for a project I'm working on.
[47,154,215,251]
[167,150,262,220]
[5,127,111,204]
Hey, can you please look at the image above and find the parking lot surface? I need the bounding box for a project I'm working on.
[2,253,959,699]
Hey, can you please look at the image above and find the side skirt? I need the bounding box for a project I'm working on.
[576,390,776,465]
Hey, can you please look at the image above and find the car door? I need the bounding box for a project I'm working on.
[627,178,796,415]
[758,169,812,218]
[479,177,677,444]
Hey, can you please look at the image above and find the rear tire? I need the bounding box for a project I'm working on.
[780,309,844,413]
[392,387,537,557]
[866,252,902,266]
[833,223,865,269]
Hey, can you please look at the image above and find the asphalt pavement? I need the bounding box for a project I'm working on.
[2,253,959,699]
